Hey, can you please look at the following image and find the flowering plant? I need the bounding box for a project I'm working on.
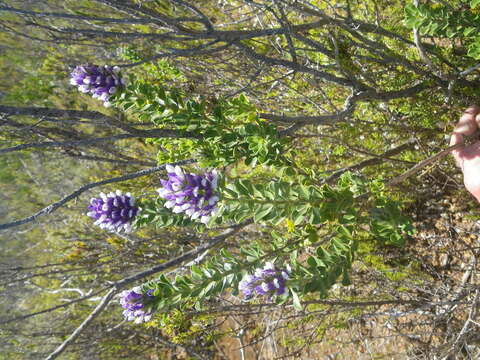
[70,64,124,107]
[68,67,414,325]
[119,287,155,323]
[239,262,291,300]
[157,165,219,224]
[87,190,138,233]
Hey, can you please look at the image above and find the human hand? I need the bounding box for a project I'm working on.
[450,105,480,202]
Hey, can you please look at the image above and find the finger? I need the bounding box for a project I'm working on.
[475,111,480,132]
[450,132,465,169]
[450,132,463,147]
[450,106,480,169]
[454,105,480,136]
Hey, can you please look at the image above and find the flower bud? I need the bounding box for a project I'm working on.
[87,190,138,232]
[119,287,154,323]
[239,262,291,300]
[157,166,219,224]
[70,64,124,107]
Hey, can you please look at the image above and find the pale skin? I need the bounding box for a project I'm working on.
[450,106,480,202]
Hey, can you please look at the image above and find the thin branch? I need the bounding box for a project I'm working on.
[234,41,355,88]
[189,298,439,315]
[0,288,109,325]
[260,82,428,125]
[156,333,208,360]
[171,0,214,31]
[0,105,120,126]
[44,288,117,360]
[64,153,156,167]
[459,63,480,77]
[411,0,449,82]
[0,220,249,327]
[0,129,197,155]
[0,105,172,137]
[25,22,188,41]
[387,137,477,187]
[260,104,354,124]
[0,159,195,231]
[77,0,329,41]
[117,41,231,68]
[0,6,159,24]
[43,220,251,360]
[113,220,252,287]
[323,140,417,184]
[92,0,199,32]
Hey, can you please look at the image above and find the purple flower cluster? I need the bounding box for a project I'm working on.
[70,64,124,107]
[157,165,220,224]
[119,287,154,323]
[239,262,291,300]
[87,190,138,233]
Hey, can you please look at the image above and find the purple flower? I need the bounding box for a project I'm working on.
[157,165,219,224]
[119,287,154,323]
[87,190,138,233]
[239,262,291,300]
[70,64,124,107]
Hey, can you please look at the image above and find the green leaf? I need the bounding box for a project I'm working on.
[253,204,275,222]
[307,256,318,269]
[290,289,303,310]
[341,271,352,286]
[464,27,477,37]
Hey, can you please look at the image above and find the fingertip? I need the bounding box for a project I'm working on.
[450,133,465,169]
[456,107,480,136]
[452,150,464,170]
[475,112,480,130]
[450,132,463,147]
[465,105,480,114]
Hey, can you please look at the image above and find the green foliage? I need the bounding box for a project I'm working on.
[133,197,194,228]
[367,179,415,247]
[112,82,288,167]
[143,248,250,312]
[142,225,357,312]
[404,3,480,59]
[296,225,357,298]
[370,200,415,247]
[147,310,217,346]
[119,46,187,83]
[4,74,56,105]
[135,169,416,312]
[220,176,355,225]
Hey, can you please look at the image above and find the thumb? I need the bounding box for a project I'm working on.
[450,132,464,170]
[464,165,480,203]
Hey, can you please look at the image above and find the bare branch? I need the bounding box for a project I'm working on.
[0,220,249,327]
[64,153,156,167]
[0,288,109,325]
[171,0,214,31]
[117,40,232,68]
[260,104,355,125]
[459,63,480,77]
[0,159,195,231]
[262,83,428,126]
[387,137,477,187]
[323,140,417,184]
[0,130,197,155]
[235,41,355,88]
[0,5,159,24]
[44,288,117,360]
